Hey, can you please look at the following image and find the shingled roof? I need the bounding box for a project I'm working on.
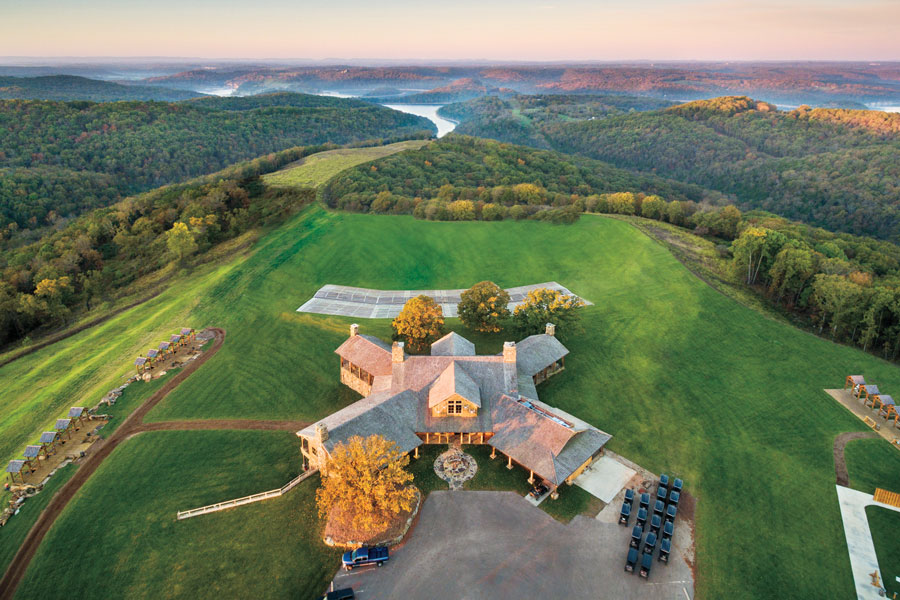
[489,395,610,486]
[335,334,393,376]
[516,334,569,377]
[298,390,421,455]
[428,362,482,409]
[431,332,476,357]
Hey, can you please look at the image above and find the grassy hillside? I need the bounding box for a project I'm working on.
[14,431,339,600]
[5,206,900,598]
[0,94,433,234]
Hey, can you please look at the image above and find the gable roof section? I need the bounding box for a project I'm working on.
[516,334,569,377]
[490,395,577,485]
[431,332,476,357]
[297,390,422,456]
[335,334,393,376]
[428,362,482,409]
[489,395,610,486]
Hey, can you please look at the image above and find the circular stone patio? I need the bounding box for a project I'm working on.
[433,448,477,490]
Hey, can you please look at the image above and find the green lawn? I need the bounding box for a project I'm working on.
[866,506,900,598]
[845,438,900,495]
[261,140,429,189]
[14,430,340,600]
[6,207,900,598]
[0,463,78,575]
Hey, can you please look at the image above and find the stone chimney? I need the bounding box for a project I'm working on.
[392,341,406,363]
[350,323,359,337]
[545,323,556,337]
[315,423,329,443]
[503,341,517,363]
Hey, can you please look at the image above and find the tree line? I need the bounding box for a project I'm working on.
[321,135,719,223]
[442,95,900,240]
[0,144,344,348]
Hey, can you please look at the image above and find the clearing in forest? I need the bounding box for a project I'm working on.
[261,139,429,189]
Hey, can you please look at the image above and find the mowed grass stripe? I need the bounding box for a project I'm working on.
[13,430,338,600]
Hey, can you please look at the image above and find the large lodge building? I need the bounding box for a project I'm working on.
[297,323,611,497]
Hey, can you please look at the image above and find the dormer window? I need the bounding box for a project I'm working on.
[447,400,463,415]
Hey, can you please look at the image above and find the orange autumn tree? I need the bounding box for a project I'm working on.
[392,294,444,353]
[316,434,417,535]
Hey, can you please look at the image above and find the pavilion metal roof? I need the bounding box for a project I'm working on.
[6,460,25,474]
[39,432,57,444]
[68,407,85,418]
[54,419,71,431]
[23,445,41,458]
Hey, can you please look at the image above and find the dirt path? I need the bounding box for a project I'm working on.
[834,431,880,486]
[0,327,308,599]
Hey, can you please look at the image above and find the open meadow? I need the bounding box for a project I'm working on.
[260,140,429,189]
[3,206,900,598]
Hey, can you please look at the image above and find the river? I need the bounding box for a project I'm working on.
[381,104,457,137]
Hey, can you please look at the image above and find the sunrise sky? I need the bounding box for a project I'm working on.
[2,0,899,61]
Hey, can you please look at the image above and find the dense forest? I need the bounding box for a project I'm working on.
[0,75,204,102]
[448,95,900,240]
[438,94,674,149]
[0,94,433,237]
[320,134,718,218]
[0,143,334,347]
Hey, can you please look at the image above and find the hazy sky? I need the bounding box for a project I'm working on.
[2,0,898,60]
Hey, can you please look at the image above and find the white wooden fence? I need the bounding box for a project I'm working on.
[176,468,317,520]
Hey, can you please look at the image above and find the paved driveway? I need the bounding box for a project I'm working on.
[329,491,694,600]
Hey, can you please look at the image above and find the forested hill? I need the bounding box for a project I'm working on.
[438,94,675,149]
[0,94,434,237]
[540,96,900,240]
[0,75,204,102]
[321,134,719,213]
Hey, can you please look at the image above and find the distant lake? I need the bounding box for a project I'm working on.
[382,104,457,137]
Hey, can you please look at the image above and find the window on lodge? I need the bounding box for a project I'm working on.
[447,400,463,415]
[342,360,374,385]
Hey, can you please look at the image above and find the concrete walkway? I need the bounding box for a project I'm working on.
[297,282,592,319]
[835,485,900,599]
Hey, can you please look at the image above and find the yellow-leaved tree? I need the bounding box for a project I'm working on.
[316,434,417,536]
[392,295,444,353]
[512,287,584,335]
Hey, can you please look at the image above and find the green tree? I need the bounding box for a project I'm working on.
[458,281,511,333]
[166,221,198,263]
[512,288,585,335]
[392,295,445,352]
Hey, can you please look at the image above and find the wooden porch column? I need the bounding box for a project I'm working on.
[426,432,430,444]
[414,447,419,459]
[490,446,496,459]
[480,432,485,444]
[528,470,534,484]
[506,455,513,470]
[550,487,559,500]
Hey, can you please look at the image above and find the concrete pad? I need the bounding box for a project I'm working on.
[835,485,900,599]
[297,282,592,319]
[329,491,694,600]
[574,455,637,503]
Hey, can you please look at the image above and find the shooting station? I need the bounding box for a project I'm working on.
[135,356,148,374]
[38,431,59,456]
[68,407,87,427]
[5,460,26,485]
[54,418,72,441]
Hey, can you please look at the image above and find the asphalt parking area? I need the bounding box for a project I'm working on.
[329,490,694,600]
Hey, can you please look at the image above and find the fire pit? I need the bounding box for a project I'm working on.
[434,448,477,490]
